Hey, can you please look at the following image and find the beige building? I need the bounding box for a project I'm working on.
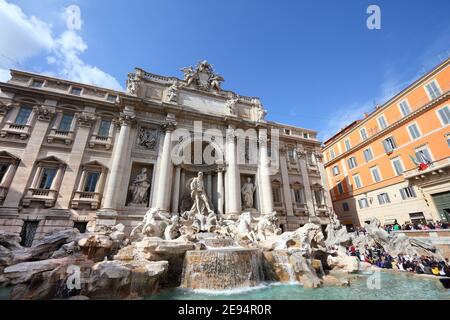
[0,61,331,246]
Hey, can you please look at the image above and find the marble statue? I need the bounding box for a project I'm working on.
[164,216,181,240]
[234,212,258,243]
[225,96,238,116]
[181,66,196,87]
[257,212,282,240]
[182,172,217,232]
[128,168,151,206]
[137,127,157,150]
[166,81,179,103]
[209,74,224,91]
[130,208,170,240]
[126,73,139,96]
[241,177,256,209]
[256,105,266,122]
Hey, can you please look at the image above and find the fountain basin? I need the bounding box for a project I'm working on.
[180,248,265,290]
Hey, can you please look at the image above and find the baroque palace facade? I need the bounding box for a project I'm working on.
[0,61,331,245]
[323,58,450,229]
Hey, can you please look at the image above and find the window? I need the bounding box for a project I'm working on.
[383,136,397,153]
[98,120,111,137]
[342,202,349,212]
[313,189,324,205]
[337,182,344,194]
[398,100,411,117]
[59,114,74,132]
[84,172,100,192]
[447,134,450,148]
[20,221,39,247]
[31,80,44,88]
[437,106,450,125]
[347,156,357,169]
[409,212,426,224]
[0,164,8,183]
[293,188,304,204]
[284,129,291,135]
[38,168,57,190]
[391,157,405,176]
[363,148,373,162]
[377,193,391,205]
[329,149,335,160]
[107,94,117,102]
[308,152,316,165]
[344,139,351,151]
[377,115,388,130]
[71,87,82,95]
[15,106,32,125]
[332,165,340,176]
[287,149,295,162]
[358,198,369,209]
[415,146,432,164]
[360,128,368,141]
[353,174,363,189]
[400,186,416,199]
[425,80,442,100]
[407,123,421,140]
[272,182,281,204]
[370,166,382,183]
[303,132,309,139]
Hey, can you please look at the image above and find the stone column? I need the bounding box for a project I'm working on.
[77,170,87,192]
[153,121,176,213]
[216,168,224,216]
[57,110,96,208]
[101,110,135,211]
[298,149,315,216]
[171,166,181,214]
[317,154,333,209]
[280,150,294,216]
[258,129,274,215]
[3,105,55,211]
[207,173,212,201]
[225,126,240,215]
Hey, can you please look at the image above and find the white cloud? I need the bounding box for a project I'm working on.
[0,0,122,90]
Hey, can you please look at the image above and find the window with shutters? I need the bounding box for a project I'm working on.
[360,128,368,141]
[383,136,397,154]
[377,193,391,205]
[347,156,357,169]
[377,115,388,130]
[391,157,405,176]
[332,165,340,176]
[353,174,363,189]
[424,80,442,100]
[363,148,374,162]
[407,123,421,140]
[337,181,344,194]
[342,202,350,211]
[370,166,382,183]
[436,105,450,126]
[400,186,416,199]
[358,198,369,209]
[344,139,351,151]
[398,99,411,117]
[415,146,433,164]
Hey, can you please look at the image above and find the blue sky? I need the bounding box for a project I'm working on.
[1,0,449,141]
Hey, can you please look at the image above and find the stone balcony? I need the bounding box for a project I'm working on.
[314,203,329,216]
[88,134,113,150]
[22,188,58,207]
[71,191,102,210]
[403,157,450,180]
[0,122,32,139]
[47,129,74,145]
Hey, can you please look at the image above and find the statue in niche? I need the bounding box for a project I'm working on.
[182,172,217,232]
[166,81,179,103]
[137,127,157,150]
[241,177,256,209]
[128,168,151,206]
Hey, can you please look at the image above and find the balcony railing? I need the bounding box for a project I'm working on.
[293,203,308,216]
[403,157,450,180]
[88,134,113,150]
[71,191,102,209]
[22,188,58,207]
[47,129,74,145]
[314,203,329,216]
[0,122,32,139]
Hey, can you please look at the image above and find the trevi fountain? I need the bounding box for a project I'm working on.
[0,169,448,299]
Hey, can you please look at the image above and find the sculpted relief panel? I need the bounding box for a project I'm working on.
[136,126,158,151]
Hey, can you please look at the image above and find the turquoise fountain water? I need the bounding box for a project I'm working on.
[148,271,450,300]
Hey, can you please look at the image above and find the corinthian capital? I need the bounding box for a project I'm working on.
[33,105,56,122]
[119,112,136,126]
[160,121,177,132]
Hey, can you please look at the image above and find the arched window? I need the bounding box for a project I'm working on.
[0,151,20,204]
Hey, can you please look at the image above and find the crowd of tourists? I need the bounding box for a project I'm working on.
[353,220,449,235]
[346,244,450,277]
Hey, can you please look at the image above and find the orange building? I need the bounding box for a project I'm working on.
[322,57,450,229]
